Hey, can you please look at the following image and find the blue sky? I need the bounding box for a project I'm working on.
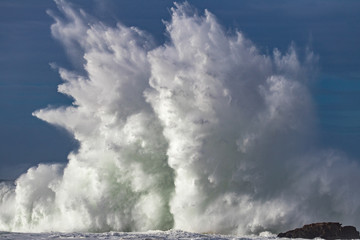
[0,0,360,179]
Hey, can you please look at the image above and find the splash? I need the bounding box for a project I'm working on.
[1,1,360,235]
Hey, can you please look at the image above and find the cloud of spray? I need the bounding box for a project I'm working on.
[1,0,360,235]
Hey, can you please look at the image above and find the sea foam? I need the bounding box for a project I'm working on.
[1,1,360,235]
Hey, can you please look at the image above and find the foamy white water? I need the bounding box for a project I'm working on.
[0,230,277,240]
[1,0,360,235]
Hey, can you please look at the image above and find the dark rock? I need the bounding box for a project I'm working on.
[278,222,360,239]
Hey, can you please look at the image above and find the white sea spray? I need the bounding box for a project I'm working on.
[1,1,360,235]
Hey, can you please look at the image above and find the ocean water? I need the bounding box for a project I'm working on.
[0,230,277,240]
[1,0,360,236]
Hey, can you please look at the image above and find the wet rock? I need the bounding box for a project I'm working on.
[278,222,360,239]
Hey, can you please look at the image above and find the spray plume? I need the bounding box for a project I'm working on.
[1,1,360,235]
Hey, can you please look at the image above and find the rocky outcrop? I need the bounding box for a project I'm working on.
[278,222,360,239]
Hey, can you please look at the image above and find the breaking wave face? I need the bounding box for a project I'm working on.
[1,1,360,235]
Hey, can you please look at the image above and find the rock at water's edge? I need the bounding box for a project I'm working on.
[277,222,360,239]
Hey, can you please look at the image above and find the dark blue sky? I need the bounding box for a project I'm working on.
[1,0,360,179]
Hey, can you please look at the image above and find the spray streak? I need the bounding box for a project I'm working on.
[1,1,360,235]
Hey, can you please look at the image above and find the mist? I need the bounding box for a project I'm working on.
[1,0,360,235]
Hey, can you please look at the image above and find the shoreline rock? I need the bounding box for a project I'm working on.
[278,222,360,239]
